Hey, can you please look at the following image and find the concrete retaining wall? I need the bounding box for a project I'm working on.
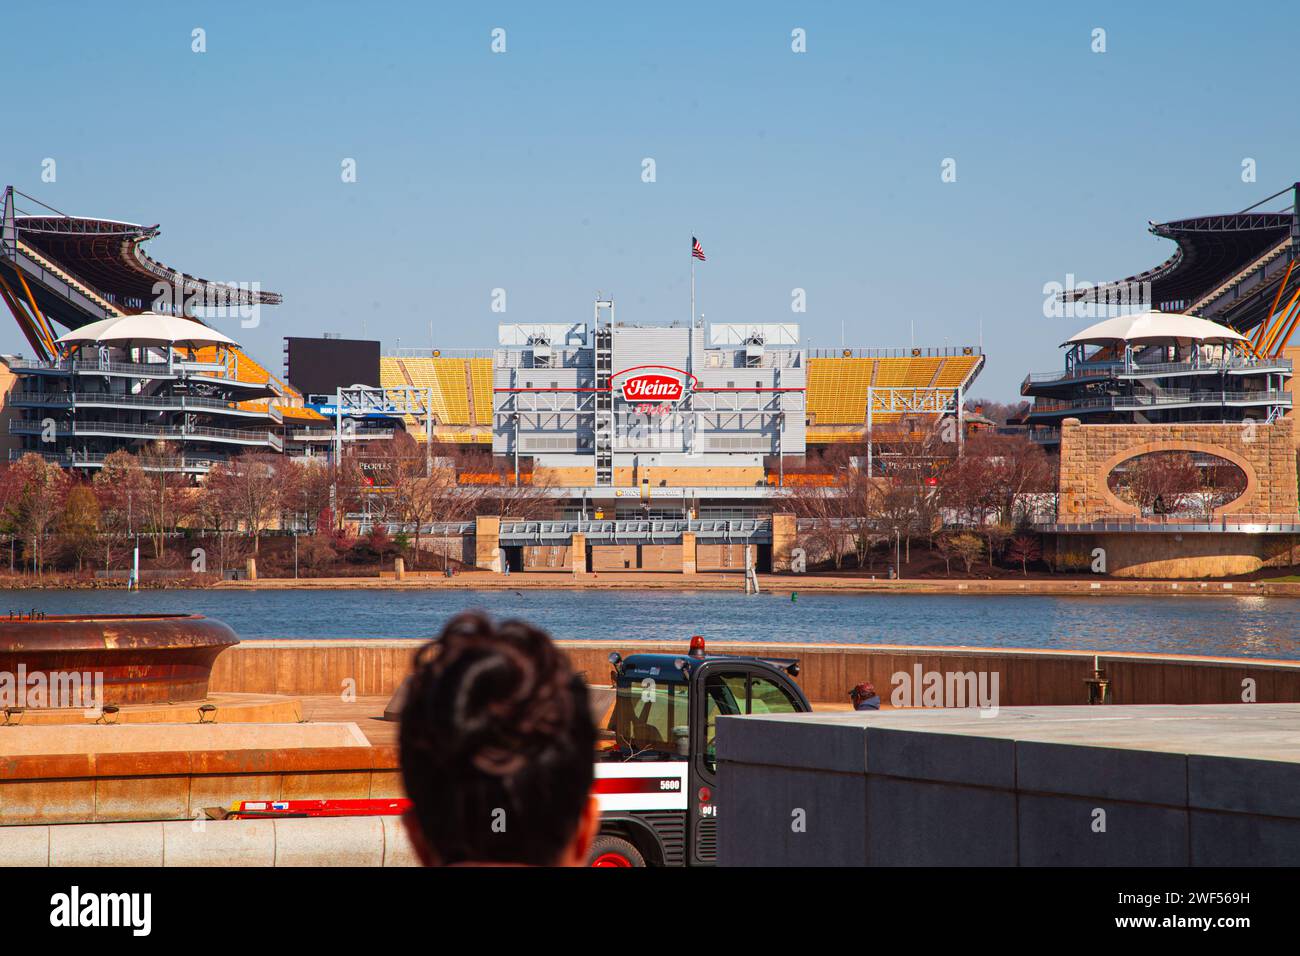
[208,639,1300,707]
[0,816,418,867]
[1055,532,1300,578]
[717,703,1300,866]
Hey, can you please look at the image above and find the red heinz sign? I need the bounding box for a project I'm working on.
[621,372,685,404]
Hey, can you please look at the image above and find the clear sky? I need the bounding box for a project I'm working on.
[2,0,1296,399]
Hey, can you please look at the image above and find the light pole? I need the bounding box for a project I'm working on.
[894,527,901,579]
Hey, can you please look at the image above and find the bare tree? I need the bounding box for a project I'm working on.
[1109,451,1245,518]
[784,482,851,570]
[477,472,555,521]
[92,450,148,568]
[5,453,69,577]
[934,532,957,575]
[205,453,283,554]
[136,441,188,558]
[1005,533,1042,576]
[277,457,334,533]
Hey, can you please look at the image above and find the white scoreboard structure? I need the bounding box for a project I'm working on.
[492,303,806,490]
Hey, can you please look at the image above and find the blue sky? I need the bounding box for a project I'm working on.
[2,0,1296,398]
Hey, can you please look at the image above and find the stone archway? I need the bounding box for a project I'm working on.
[1058,418,1296,523]
[1097,442,1255,519]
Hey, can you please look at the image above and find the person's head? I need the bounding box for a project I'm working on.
[849,681,877,704]
[399,611,598,866]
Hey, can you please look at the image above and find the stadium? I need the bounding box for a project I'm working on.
[7,178,1297,579]
[1036,183,1300,578]
[0,184,985,572]
[1024,183,1300,445]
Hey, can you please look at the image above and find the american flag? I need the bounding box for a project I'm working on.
[691,237,706,261]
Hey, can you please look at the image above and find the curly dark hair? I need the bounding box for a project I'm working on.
[398,611,595,865]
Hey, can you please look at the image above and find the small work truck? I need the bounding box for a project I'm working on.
[587,635,811,866]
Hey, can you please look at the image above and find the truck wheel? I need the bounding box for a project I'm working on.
[588,835,645,867]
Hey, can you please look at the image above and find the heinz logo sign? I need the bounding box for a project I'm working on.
[621,373,685,403]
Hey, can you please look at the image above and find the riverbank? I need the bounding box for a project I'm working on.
[203,570,1300,597]
[4,569,1300,596]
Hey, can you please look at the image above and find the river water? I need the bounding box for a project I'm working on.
[1,588,1297,660]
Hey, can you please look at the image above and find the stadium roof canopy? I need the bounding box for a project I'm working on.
[1,185,284,364]
[56,312,238,348]
[1060,213,1290,309]
[13,213,282,317]
[1058,184,1300,335]
[1064,310,1249,347]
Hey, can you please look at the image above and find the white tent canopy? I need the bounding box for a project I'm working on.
[56,313,238,349]
[1062,310,1248,348]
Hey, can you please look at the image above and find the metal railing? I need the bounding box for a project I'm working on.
[9,391,282,420]
[809,346,982,359]
[387,347,496,358]
[290,427,394,441]
[8,419,281,447]
[9,449,222,471]
[497,518,771,543]
[7,357,237,379]
[1044,514,1300,534]
[1022,356,1291,391]
[1032,390,1291,414]
[1022,363,1124,387]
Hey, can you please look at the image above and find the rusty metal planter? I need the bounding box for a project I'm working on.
[0,614,239,706]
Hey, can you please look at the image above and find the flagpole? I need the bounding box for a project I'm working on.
[689,237,696,373]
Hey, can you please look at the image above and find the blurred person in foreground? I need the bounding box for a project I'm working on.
[850,681,881,711]
[399,611,599,866]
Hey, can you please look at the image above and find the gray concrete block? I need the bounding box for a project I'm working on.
[162,819,276,867]
[865,727,1015,789]
[49,822,165,867]
[719,761,866,866]
[1017,793,1187,866]
[715,705,1300,867]
[1189,809,1300,866]
[865,777,1016,866]
[0,825,49,866]
[716,713,867,773]
[1017,741,1188,806]
[381,814,420,867]
[273,817,386,866]
[1188,755,1300,819]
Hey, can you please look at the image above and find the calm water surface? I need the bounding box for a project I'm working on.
[1,589,1296,660]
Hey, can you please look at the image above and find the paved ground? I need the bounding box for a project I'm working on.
[299,695,398,746]
[736,702,1300,761]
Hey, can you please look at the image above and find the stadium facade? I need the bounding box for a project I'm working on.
[0,186,323,472]
[493,304,805,493]
[321,315,982,513]
[1026,183,1300,445]
[1035,183,1300,579]
[0,186,985,508]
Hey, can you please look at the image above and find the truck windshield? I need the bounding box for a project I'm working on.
[610,678,689,757]
[703,672,801,772]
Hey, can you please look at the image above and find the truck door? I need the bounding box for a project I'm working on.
[688,662,806,865]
